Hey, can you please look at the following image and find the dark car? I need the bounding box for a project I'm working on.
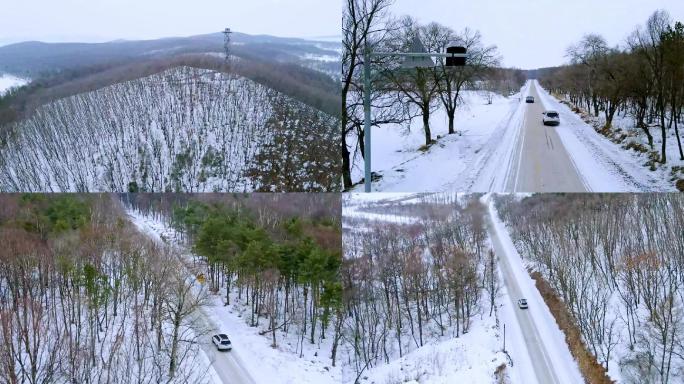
[525,96,535,103]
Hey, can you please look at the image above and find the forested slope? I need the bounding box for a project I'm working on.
[125,194,343,383]
[0,66,340,192]
[342,194,507,383]
[0,194,215,383]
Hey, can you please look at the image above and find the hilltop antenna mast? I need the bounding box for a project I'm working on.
[223,28,232,69]
[222,27,236,95]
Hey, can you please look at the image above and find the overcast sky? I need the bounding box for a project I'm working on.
[392,0,684,69]
[0,0,340,45]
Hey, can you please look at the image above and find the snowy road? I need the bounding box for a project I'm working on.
[506,82,588,192]
[196,313,256,384]
[488,215,560,384]
[128,211,256,384]
[484,198,584,384]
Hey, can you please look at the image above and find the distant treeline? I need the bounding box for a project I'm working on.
[0,52,339,130]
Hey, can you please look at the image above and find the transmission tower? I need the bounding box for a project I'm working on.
[223,28,232,67]
[222,27,236,94]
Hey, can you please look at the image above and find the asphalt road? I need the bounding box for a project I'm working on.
[486,212,562,384]
[506,82,588,192]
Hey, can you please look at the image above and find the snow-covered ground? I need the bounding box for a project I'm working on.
[342,193,589,384]
[128,209,340,384]
[359,315,506,384]
[535,81,675,191]
[0,73,28,95]
[350,89,525,192]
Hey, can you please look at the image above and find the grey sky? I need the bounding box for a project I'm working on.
[392,0,684,69]
[0,0,340,45]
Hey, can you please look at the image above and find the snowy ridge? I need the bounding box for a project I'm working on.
[0,66,337,192]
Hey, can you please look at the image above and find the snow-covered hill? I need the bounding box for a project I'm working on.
[0,66,339,192]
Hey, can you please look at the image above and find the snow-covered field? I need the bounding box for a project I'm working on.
[128,209,341,384]
[535,81,676,191]
[0,73,28,95]
[359,316,506,384]
[350,89,524,192]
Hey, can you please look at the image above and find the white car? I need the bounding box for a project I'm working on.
[212,334,232,351]
[542,110,560,126]
[518,299,529,309]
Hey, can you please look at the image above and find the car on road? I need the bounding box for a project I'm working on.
[526,96,535,103]
[542,110,560,126]
[212,334,233,351]
[518,299,528,309]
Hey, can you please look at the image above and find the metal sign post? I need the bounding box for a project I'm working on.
[362,47,468,192]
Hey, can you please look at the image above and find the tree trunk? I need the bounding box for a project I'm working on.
[422,107,432,146]
[447,107,455,135]
[673,110,684,160]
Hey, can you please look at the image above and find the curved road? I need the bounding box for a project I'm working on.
[127,211,256,384]
[506,82,588,192]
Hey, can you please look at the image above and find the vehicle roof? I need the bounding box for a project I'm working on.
[217,333,229,339]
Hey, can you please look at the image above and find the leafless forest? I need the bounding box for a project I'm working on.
[341,0,526,188]
[341,194,500,382]
[342,193,684,384]
[0,194,214,383]
[126,194,344,368]
[0,66,339,192]
[496,193,684,383]
[0,193,343,384]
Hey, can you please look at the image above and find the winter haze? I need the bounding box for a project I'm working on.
[0,0,341,45]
